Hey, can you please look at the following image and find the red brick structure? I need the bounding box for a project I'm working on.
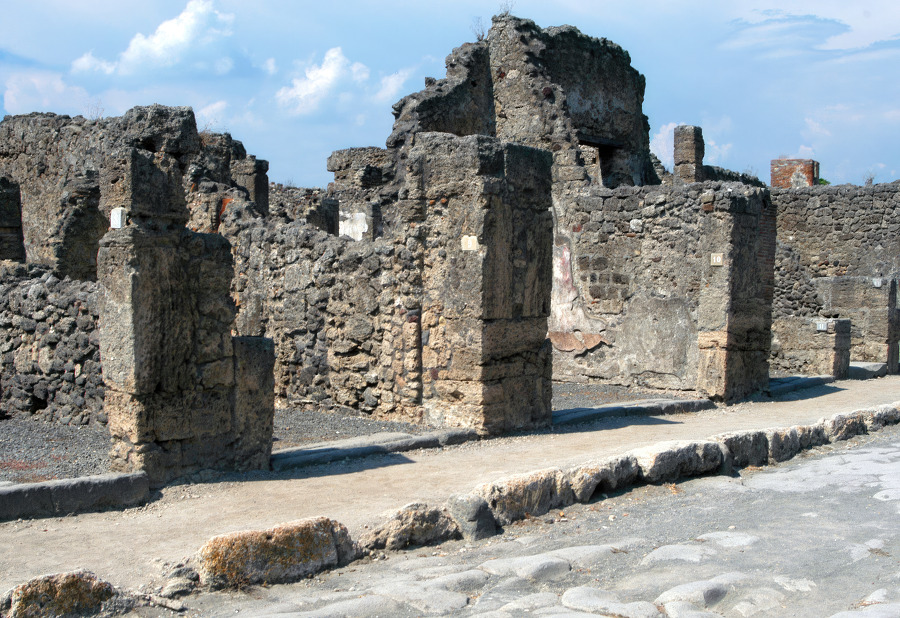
[771,159,819,188]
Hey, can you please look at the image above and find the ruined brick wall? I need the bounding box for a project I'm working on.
[772,182,900,370]
[771,159,819,188]
[550,182,773,400]
[773,183,900,279]
[0,262,103,424]
[222,207,406,414]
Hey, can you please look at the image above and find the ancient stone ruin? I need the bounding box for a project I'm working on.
[0,13,897,483]
[771,173,900,376]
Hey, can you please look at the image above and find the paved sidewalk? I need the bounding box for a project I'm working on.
[2,377,899,593]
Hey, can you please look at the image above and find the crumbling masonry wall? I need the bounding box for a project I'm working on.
[98,147,274,486]
[550,183,774,400]
[0,106,271,425]
[0,262,103,424]
[772,182,900,372]
[226,133,553,432]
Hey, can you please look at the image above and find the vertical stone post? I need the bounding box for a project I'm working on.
[696,185,774,400]
[410,133,553,433]
[231,156,269,215]
[674,125,705,183]
[98,147,274,486]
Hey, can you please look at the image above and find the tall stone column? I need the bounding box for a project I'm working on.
[98,147,274,486]
[408,133,554,433]
[674,125,705,183]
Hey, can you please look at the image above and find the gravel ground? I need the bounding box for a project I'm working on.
[0,383,695,483]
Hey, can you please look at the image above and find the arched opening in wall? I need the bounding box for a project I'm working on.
[0,177,26,262]
[577,133,626,188]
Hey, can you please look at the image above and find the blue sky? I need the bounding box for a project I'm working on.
[2,1,898,187]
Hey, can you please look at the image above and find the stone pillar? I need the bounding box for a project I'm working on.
[674,125,705,183]
[0,177,25,261]
[230,156,269,215]
[770,159,819,188]
[98,147,274,486]
[696,186,774,401]
[409,133,554,433]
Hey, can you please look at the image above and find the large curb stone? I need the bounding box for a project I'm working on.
[1,570,129,618]
[862,403,900,431]
[630,440,723,483]
[0,473,149,521]
[712,430,768,469]
[822,412,868,442]
[198,517,356,588]
[566,454,641,502]
[764,424,827,463]
[358,503,460,551]
[474,468,574,525]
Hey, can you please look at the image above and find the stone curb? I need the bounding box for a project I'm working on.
[766,375,833,398]
[553,398,716,425]
[271,428,479,472]
[848,362,888,380]
[0,472,149,522]
[193,401,900,590]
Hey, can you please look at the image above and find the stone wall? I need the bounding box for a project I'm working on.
[550,182,774,401]
[268,184,338,233]
[772,182,900,371]
[226,133,553,433]
[0,261,104,424]
[98,146,274,486]
[0,107,268,278]
[770,318,850,378]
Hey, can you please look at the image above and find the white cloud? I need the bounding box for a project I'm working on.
[733,2,900,50]
[276,47,368,115]
[262,58,277,75]
[804,117,831,137]
[3,71,89,114]
[196,99,228,128]
[350,62,370,83]
[796,145,816,158]
[213,57,233,75]
[374,68,413,103]
[649,121,679,169]
[704,139,732,165]
[71,52,116,75]
[70,0,235,76]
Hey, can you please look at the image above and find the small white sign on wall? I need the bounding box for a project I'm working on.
[816,322,828,332]
[110,207,126,229]
[710,253,724,267]
[461,235,480,251]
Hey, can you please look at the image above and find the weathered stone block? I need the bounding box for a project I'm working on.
[198,517,356,588]
[630,440,724,483]
[358,502,460,551]
[475,468,573,525]
[3,571,120,618]
[566,454,641,502]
